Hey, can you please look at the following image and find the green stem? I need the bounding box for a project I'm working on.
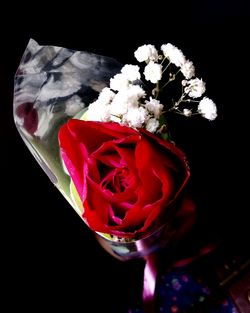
[160,78,173,90]
[181,99,200,103]
[155,82,160,99]
[160,68,181,90]
[162,61,171,74]
[160,56,168,65]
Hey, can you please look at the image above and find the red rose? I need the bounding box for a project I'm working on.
[58,120,190,238]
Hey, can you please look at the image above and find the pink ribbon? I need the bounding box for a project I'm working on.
[143,253,158,313]
[141,196,197,313]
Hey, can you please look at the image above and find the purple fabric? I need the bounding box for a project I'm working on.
[131,265,239,312]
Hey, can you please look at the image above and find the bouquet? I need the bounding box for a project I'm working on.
[14,40,217,257]
[58,43,216,253]
[14,39,217,311]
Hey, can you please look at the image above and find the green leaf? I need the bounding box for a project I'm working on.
[161,132,169,141]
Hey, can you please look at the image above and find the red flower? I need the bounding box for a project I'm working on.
[58,120,190,238]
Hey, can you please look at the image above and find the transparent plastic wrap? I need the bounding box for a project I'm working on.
[14,39,122,215]
[14,39,186,260]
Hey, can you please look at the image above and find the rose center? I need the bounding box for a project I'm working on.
[101,167,130,193]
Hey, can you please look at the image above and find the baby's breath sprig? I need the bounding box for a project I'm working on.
[87,43,217,136]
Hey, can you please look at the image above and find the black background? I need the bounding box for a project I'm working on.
[1,1,250,312]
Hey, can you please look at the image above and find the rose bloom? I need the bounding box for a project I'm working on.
[59,120,190,238]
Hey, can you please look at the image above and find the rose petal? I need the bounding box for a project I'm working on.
[140,128,189,173]
[59,123,88,200]
[67,120,137,153]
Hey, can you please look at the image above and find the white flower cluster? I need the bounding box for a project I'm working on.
[87,43,217,134]
[87,64,163,131]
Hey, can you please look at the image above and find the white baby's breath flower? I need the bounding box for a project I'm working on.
[98,87,115,104]
[161,43,186,67]
[181,60,195,79]
[127,84,146,100]
[86,42,217,132]
[123,107,149,128]
[183,108,192,116]
[198,97,217,120]
[110,84,146,117]
[87,100,111,122]
[110,91,131,116]
[145,97,164,118]
[134,44,158,62]
[184,78,206,98]
[146,118,159,133]
[121,64,141,81]
[144,61,162,84]
[110,73,129,91]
